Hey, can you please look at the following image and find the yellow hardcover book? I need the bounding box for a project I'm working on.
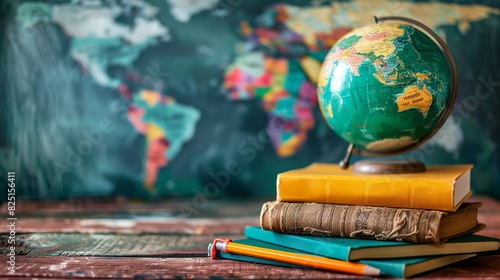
[276,163,473,211]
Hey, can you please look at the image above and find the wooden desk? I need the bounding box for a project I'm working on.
[1,196,499,279]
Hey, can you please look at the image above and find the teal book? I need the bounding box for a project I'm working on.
[361,254,476,278]
[245,226,499,261]
[208,238,477,278]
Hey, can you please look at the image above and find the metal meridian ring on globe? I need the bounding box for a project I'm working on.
[340,16,458,166]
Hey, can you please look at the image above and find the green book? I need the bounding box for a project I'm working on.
[208,238,477,278]
[245,226,499,261]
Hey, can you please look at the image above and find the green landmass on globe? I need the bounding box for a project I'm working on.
[318,22,452,153]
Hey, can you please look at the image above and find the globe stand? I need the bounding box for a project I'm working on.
[353,160,426,174]
[339,144,426,174]
[337,16,458,174]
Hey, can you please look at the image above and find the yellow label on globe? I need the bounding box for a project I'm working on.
[397,84,433,117]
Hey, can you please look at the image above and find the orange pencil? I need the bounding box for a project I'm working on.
[210,238,380,276]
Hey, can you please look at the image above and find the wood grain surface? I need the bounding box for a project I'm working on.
[1,196,499,279]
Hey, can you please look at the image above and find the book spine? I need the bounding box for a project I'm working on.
[276,174,455,211]
[261,201,445,243]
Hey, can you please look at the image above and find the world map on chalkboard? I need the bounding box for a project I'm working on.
[1,0,499,201]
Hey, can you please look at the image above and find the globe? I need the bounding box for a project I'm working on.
[318,18,455,158]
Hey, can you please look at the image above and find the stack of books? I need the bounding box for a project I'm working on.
[209,163,500,277]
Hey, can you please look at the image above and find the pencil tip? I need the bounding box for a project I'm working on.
[364,265,381,276]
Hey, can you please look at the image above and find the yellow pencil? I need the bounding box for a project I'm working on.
[210,238,380,276]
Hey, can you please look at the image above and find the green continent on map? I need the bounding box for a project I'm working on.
[318,23,452,152]
[128,90,200,188]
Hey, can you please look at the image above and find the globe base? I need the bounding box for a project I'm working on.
[353,159,426,174]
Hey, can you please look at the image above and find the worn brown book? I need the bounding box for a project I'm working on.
[260,201,485,244]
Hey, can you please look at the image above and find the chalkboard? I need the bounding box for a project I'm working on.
[1,0,499,201]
